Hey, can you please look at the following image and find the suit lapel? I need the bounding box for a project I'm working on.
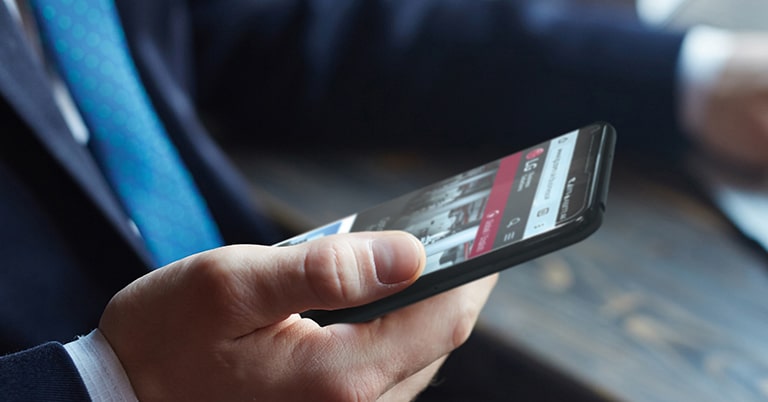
[0,5,152,267]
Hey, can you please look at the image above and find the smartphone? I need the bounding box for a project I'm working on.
[276,122,616,326]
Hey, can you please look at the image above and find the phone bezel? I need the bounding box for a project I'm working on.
[304,123,616,326]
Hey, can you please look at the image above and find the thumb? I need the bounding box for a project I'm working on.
[235,231,426,327]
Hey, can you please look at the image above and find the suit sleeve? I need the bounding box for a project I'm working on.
[190,0,687,153]
[0,343,91,401]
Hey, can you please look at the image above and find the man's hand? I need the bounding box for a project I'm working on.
[690,32,768,169]
[99,231,497,402]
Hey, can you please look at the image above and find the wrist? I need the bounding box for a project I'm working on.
[64,329,138,401]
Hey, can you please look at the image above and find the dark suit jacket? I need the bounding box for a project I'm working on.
[0,0,685,399]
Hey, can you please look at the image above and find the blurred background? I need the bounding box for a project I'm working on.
[225,1,768,401]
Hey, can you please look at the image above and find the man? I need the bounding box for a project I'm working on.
[1,0,767,400]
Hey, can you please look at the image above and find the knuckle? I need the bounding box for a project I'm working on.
[303,240,365,304]
[444,278,494,350]
[294,334,385,402]
[329,373,381,402]
[185,250,241,307]
[450,309,476,349]
[301,367,381,402]
[445,292,483,350]
[316,383,377,402]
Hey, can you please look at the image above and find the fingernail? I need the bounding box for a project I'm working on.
[372,233,425,284]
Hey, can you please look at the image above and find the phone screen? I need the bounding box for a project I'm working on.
[276,126,602,278]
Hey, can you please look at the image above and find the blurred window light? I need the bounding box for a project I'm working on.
[636,0,686,26]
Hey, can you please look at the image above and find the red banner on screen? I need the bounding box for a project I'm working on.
[468,153,521,258]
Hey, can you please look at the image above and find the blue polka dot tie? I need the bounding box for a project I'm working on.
[30,0,223,267]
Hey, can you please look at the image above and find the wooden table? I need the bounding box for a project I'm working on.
[479,161,768,402]
[231,150,768,402]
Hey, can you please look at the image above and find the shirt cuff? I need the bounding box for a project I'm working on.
[678,25,735,136]
[64,329,139,401]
